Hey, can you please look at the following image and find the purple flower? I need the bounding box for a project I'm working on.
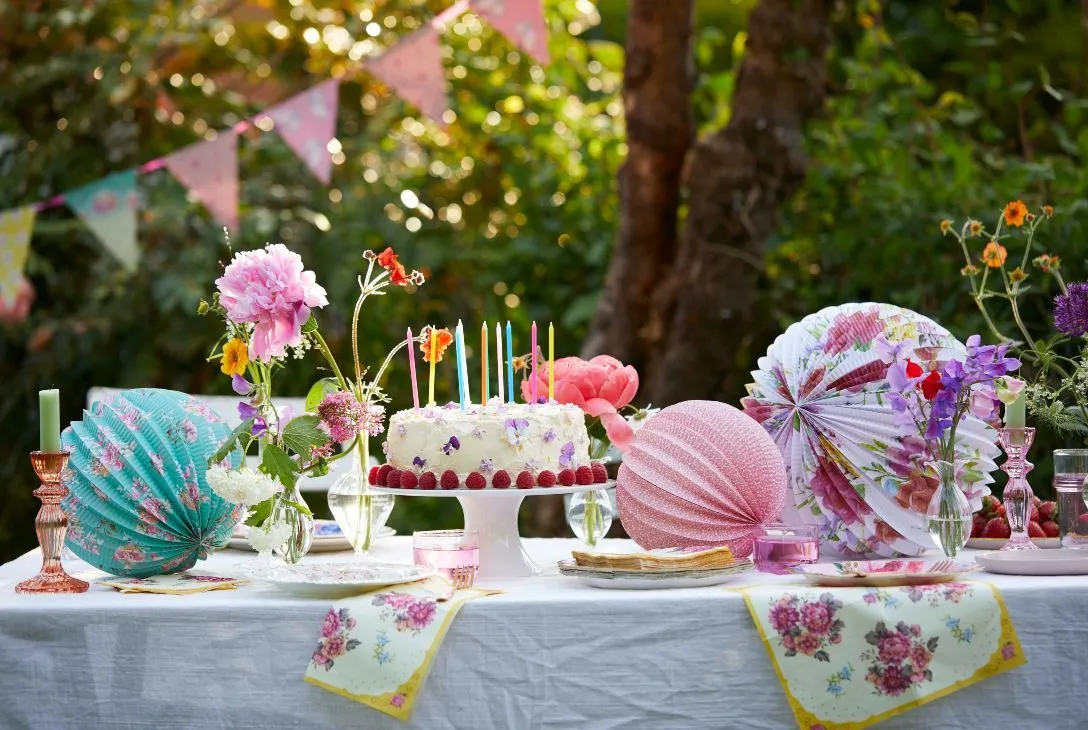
[505,418,529,446]
[559,441,575,469]
[231,373,251,395]
[442,436,460,455]
[873,333,916,365]
[237,402,267,436]
[480,458,494,473]
[412,456,426,468]
[543,429,557,443]
[317,392,365,442]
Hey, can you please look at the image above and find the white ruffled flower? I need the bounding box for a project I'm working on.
[247,521,292,553]
[206,466,283,506]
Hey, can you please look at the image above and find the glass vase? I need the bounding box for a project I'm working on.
[997,428,1036,551]
[271,485,314,564]
[566,489,614,547]
[1054,449,1088,549]
[925,460,972,558]
[327,439,394,559]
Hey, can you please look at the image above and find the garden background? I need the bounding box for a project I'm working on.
[2,0,1086,563]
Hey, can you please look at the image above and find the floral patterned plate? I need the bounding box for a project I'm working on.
[557,559,753,590]
[243,561,434,598]
[794,559,979,588]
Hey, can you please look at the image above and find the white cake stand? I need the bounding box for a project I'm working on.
[372,481,614,579]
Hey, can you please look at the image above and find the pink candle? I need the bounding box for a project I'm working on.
[406,327,419,409]
[530,321,538,405]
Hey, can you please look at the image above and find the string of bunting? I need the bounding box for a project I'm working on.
[0,0,548,305]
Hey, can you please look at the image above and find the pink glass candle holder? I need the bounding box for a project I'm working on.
[997,427,1037,552]
[754,523,819,574]
[16,451,89,594]
[413,529,479,589]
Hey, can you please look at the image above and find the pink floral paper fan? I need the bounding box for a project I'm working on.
[616,400,787,558]
[741,302,1000,559]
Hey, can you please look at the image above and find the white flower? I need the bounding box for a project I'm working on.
[247,521,292,553]
[206,466,283,506]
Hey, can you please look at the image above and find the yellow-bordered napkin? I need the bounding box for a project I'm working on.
[97,572,248,594]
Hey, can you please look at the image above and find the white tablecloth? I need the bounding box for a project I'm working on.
[0,539,1085,730]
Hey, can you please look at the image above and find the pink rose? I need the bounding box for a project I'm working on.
[801,602,833,635]
[322,610,341,638]
[406,599,437,630]
[521,355,639,452]
[768,603,800,633]
[215,243,328,361]
[781,634,796,651]
[910,645,931,671]
[878,633,912,664]
[794,632,822,656]
[324,634,346,659]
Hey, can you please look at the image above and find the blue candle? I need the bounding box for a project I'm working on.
[505,321,515,403]
[454,321,467,411]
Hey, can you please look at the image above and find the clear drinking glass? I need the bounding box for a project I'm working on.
[1054,449,1088,549]
[412,530,479,589]
[754,523,819,574]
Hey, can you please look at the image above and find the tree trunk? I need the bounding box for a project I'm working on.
[581,0,695,369]
[645,0,831,405]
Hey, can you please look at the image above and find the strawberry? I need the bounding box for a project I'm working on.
[515,471,535,489]
[980,495,1001,517]
[575,466,594,485]
[994,503,1006,518]
[386,469,401,489]
[1042,521,1060,538]
[591,463,608,484]
[1032,495,1042,511]
[971,513,988,538]
[440,470,459,490]
[1039,501,1057,522]
[537,470,557,487]
[368,466,380,486]
[376,464,393,487]
[558,469,576,486]
[466,472,487,490]
[399,471,418,489]
[1028,521,1046,538]
[419,472,437,490]
[981,517,1011,539]
[492,470,511,489]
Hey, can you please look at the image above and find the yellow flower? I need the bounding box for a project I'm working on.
[1009,267,1027,284]
[1003,200,1028,227]
[221,338,249,376]
[967,220,983,237]
[981,241,1008,269]
[858,12,875,29]
[939,219,953,234]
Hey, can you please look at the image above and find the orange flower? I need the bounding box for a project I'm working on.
[1033,254,1061,273]
[1003,200,1028,227]
[421,327,453,364]
[982,241,1007,268]
[389,261,411,287]
[1009,267,1027,283]
[967,220,983,237]
[376,247,399,270]
[939,219,952,234]
[1043,205,1054,217]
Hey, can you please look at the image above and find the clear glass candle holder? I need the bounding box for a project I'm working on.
[754,523,819,574]
[412,529,479,589]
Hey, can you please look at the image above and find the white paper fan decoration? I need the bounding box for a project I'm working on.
[741,303,1001,558]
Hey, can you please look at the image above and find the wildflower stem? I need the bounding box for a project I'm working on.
[312,329,349,392]
[972,295,1012,344]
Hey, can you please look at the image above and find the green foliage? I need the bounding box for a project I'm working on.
[280,415,327,460]
[260,442,298,490]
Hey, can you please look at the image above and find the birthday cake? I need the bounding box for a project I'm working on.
[374,401,608,489]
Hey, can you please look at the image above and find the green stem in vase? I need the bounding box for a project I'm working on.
[584,491,598,547]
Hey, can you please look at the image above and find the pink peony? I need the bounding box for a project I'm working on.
[405,599,437,630]
[878,633,912,664]
[794,632,822,656]
[909,645,931,671]
[323,633,346,659]
[801,602,833,635]
[522,355,639,452]
[769,602,800,633]
[876,665,912,696]
[322,610,341,638]
[215,244,328,361]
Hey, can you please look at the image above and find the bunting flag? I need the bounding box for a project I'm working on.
[265,78,340,184]
[368,27,449,123]
[473,0,550,64]
[64,170,140,272]
[164,131,239,230]
[0,205,35,305]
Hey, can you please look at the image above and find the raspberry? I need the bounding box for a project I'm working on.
[368,465,380,486]
[440,470,459,490]
[466,472,487,489]
[981,517,1011,539]
[558,469,576,486]
[399,471,418,489]
[575,466,594,485]
[591,463,608,484]
[419,472,437,490]
[537,470,557,487]
[1028,521,1046,538]
[515,471,535,489]
[386,469,401,489]
[1042,521,1060,538]
[376,464,392,487]
[492,470,511,489]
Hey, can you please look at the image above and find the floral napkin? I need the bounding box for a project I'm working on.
[304,576,500,721]
[738,581,1024,730]
[97,572,248,594]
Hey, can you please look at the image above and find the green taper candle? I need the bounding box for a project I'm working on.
[1003,391,1026,429]
[39,389,61,452]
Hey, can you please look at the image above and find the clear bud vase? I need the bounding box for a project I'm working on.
[997,427,1036,551]
[925,460,972,558]
[566,489,614,547]
[327,439,387,561]
[271,485,314,564]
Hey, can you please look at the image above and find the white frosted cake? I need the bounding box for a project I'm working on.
[374,401,608,489]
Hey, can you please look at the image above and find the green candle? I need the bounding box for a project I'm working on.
[1003,392,1026,429]
[39,389,61,453]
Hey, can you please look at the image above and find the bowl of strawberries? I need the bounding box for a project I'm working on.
[965,495,1060,549]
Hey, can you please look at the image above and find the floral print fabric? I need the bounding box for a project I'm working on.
[740,581,1024,730]
[304,577,500,721]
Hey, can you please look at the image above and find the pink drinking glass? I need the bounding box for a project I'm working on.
[412,529,479,589]
[753,523,819,575]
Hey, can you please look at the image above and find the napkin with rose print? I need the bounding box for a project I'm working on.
[97,572,248,594]
[738,581,1024,730]
[304,576,500,721]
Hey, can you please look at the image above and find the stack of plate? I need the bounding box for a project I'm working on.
[559,546,752,590]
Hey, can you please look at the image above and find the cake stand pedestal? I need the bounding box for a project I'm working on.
[372,482,613,580]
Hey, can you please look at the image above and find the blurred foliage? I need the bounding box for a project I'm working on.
[2,0,1086,561]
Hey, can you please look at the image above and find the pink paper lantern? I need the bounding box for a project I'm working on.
[616,400,787,558]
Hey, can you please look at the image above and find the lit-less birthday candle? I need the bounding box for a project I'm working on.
[495,322,505,405]
[505,321,514,403]
[39,388,61,453]
[428,327,437,407]
[406,327,419,409]
[455,320,468,410]
[548,322,555,401]
[481,321,489,403]
[1004,390,1026,429]
[530,321,538,405]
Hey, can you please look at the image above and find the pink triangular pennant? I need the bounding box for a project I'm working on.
[164,132,239,230]
[473,0,550,64]
[265,79,340,185]
[367,28,448,123]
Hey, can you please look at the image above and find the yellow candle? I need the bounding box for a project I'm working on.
[481,322,489,403]
[548,322,554,401]
[427,327,437,407]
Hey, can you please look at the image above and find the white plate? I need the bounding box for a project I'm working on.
[243,561,434,598]
[966,537,1059,550]
[227,521,395,552]
[976,550,1088,576]
[794,559,980,587]
[557,559,752,590]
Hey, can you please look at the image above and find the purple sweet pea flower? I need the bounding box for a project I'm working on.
[237,401,267,437]
[873,333,917,365]
[231,373,251,395]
